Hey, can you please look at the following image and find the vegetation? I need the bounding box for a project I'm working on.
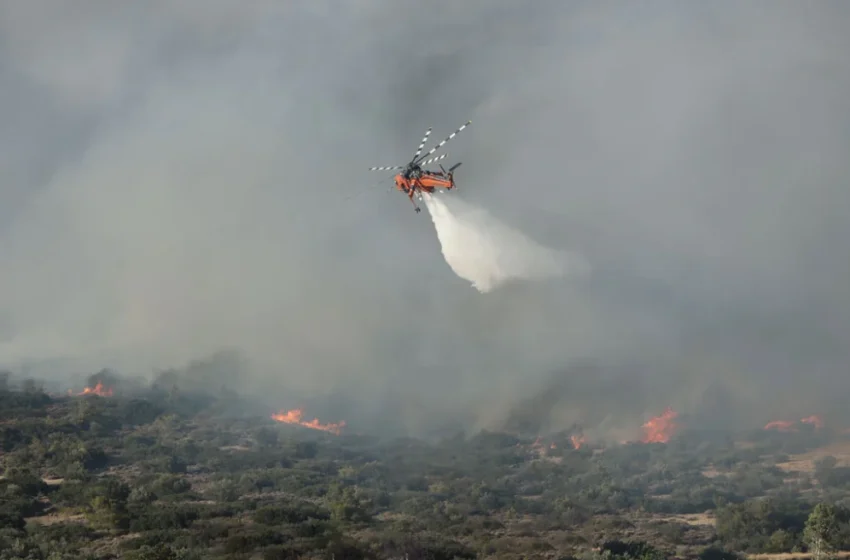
[2,375,850,559]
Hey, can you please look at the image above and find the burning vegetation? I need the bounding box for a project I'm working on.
[764,414,825,432]
[2,376,850,559]
[570,433,586,450]
[270,408,346,435]
[68,382,114,397]
[521,407,681,453]
[641,407,679,443]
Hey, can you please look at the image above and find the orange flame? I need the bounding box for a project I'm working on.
[270,408,346,435]
[72,382,113,397]
[526,436,554,456]
[642,407,679,443]
[764,420,796,432]
[801,415,824,429]
[570,434,586,449]
[764,415,824,432]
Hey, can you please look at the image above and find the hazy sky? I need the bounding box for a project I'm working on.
[2,1,849,437]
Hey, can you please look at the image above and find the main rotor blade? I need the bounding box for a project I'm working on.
[369,165,404,171]
[411,127,432,162]
[414,120,471,164]
[419,153,447,166]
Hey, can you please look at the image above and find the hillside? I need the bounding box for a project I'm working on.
[2,379,850,560]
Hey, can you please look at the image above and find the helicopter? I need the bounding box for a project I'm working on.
[368,120,471,213]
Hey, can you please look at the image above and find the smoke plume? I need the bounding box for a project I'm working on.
[1,1,850,437]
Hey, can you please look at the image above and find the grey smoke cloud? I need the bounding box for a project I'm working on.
[1,1,849,435]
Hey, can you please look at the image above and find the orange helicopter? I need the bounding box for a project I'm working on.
[369,120,471,213]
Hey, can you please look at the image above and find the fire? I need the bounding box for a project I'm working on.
[641,407,679,443]
[764,420,797,432]
[570,434,586,450]
[525,436,555,456]
[270,408,346,435]
[801,415,825,429]
[764,414,825,432]
[71,382,113,397]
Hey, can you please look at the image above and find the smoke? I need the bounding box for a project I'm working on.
[422,193,589,293]
[2,1,850,437]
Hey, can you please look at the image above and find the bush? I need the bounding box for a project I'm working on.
[253,503,329,525]
[223,527,290,554]
[129,505,199,532]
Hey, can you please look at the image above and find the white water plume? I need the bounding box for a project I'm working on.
[422,193,589,293]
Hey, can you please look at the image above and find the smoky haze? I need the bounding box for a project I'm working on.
[1,1,849,438]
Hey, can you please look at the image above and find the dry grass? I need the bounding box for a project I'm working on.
[776,441,850,473]
[219,444,251,452]
[25,511,86,526]
[655,513,715,527]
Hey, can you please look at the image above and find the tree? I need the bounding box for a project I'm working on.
[86,478,131,530]
[3,466,47,496]
[254,426,279,448]
[804,503,838,560]
[126,543,195,560]
[600,540,667,560]
[328,483,371,523]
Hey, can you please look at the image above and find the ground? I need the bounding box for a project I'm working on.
[777,442,850,473]
[2,381,850,559]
